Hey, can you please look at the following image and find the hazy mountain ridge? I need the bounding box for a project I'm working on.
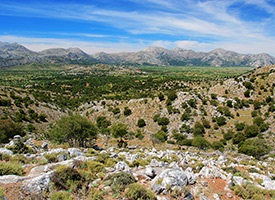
[0,42,275,67]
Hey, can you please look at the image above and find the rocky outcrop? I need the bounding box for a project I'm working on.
[151,168,188,194]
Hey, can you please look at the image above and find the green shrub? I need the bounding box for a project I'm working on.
[87,189,104,200]
[235,122,245,131]
[135,130,145,140]
[244,124,259,138]
[79,160,106,180]
[50,190,74,200]
[212,141,224,151]
[0,161,23,175]
[8,140,36,154]
[129,158,149,167]
[158,93,165,101]
[137,119,146,128]
[125,183,156,200]
[201,119,211,129]
[0,119,25,144]
[232,183,275,199]
[157,117,170,126]
[105,172,136,193]
[193,121,205,136]
[152,131,167,143]
[51,165,83,192]
[181,112,190,121]
[44,152,66,163]
[232,132,247,144]
[210,93,217,100]
[223,130,234,140]
[216,116,227,126]
[112,107,120,115]
[251,110,258,117]
[0,187,5,198]
[192,136,210,149]
[243,81,254,90]
[238,138,270,159]
[244,90,250,98]
[124,107,132,116]
[167,90,177,101]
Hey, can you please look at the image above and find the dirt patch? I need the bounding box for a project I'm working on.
[205,178,240,200]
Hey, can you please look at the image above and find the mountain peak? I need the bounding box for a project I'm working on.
[1,42,275,67]
[143,46,167,52]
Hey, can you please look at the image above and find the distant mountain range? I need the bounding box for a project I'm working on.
[0,42,275,68]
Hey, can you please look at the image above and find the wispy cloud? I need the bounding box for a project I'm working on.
[0,0,274,55]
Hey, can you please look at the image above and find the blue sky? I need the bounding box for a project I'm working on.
[0,0,275,56]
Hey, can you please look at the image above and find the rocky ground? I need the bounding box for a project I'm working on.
[1,136,275,199]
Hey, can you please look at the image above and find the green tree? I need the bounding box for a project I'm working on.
[157,117,170,126]
[167,90,177,101]
[137,119,146,128]
[48,114,98,147]
[110,123,128,139]
[244,90,250,98]
[232,132,246,144]
[0,119,25,144]
[193,121,205,136]
[216,116,227,126]
[124,107,132,116]
[238,138,270,159]
[96,116,111,129]
[192,136,210,149]
[152,130,167,143]
[158,93,165,101]
[243,81,254,90]
[244,124,259,138]
[235,122,245,131]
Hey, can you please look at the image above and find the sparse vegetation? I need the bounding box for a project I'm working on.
[0,63,274,199]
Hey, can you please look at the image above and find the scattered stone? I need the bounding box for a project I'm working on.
[232,176,246,186]
[213,193,220,200]
[114,161,132,174]
[0,148,13,156]
[152,168,188,194]
[199,166,227,179]
[57,153,68,162]
[41,142,48,151]
[184,192,195,200]
[199,193,209,200]
[150,159,167,167]
[22,172,53,196]
[13,135,21,140]
[68,148,85,157]
[47,148,67,155]
[226,192,233,198]
[145,166,156,179]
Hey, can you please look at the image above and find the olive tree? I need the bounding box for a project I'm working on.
[48,114,98,147]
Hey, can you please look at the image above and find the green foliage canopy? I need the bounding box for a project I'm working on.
[48,114,98,147]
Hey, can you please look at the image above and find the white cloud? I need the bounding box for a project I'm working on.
[0,1,274,56]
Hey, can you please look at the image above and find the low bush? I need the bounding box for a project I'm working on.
[125,183,156,200]
[152,131,167,143]
[0,161,23,175]
[87,189,104,200]
[49,190,74,200]
[238,138,270,159]
[105,171,136,194]
[51,165,83,192]
[79,160,106,180]
[192,136,210,150]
